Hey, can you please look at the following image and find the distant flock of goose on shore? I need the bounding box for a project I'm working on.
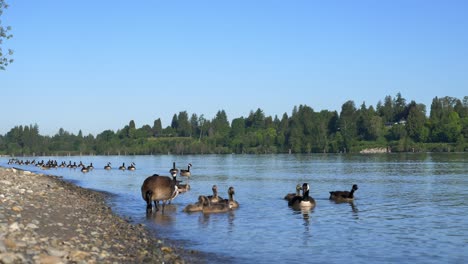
[7,159,137,172]
[6,158,359,214]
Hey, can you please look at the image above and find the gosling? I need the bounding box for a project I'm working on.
[284,184,302,203]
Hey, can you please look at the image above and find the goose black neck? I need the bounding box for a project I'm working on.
[348,188,356,198]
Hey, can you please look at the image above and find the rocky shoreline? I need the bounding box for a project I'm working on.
[0,166,190,264]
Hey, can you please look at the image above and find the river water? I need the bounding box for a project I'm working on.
[3,153,468,263]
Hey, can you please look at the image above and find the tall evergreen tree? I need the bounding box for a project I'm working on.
[152,118,162,136]
[190,114,199,138]
[377,95,394,123]
[177,111,191,137]
[339,100,358,151]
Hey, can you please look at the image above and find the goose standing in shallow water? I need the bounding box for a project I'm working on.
[288,183,316,210]
[119,163,126,170]
[284,184,302,203]
[141,174,179,213]
[329,184,359,202]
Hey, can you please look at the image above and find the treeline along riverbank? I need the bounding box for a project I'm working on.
[1,94,467,156]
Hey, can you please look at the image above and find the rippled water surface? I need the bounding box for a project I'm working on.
[3,153,468,263]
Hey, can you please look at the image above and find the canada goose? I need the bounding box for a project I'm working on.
[81,166,89,173]
[180,163,192,177]
[176,182,190,193]
[207,185,224,204]
[167,182,180,204]
[128,162,136,171]
[87,162,94,170]
[119,163,126,170]
[221,186,239,209]
[288,183,316,209]
[104,162,112,170]
[141,174,179,213]
[48,160,58,169]
[284,184,302,202]
[169,162,179,176]
[183,195,210,213]
[329,184,359,202]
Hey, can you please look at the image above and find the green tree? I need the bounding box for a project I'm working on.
[170,114,178,134]
[444,112,462,142]
[198,114,207,141]
[429,96,460,142]
[128,120,136,138]
[177,111,191,137]
[406,101,427,142]
[211,110,230,146]
[137,124,153,138]
[361,104,383,141]
[190,114,199,138]
[276,113,289,151]
[288,113,302,153]
[429,96,443,123]
[246,108,265,129]
[0,0,13,70]
[300,105,315,153]
[339,100,358,151]
[230,117,245,153]
[394,92,407,121]
[377,95,394,123]
[152,118,162,136]
[386,124,407,141]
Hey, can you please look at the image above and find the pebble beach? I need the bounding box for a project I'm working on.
[0,166,189,264]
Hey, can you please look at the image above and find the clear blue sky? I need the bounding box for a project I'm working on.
[1,0,467,136]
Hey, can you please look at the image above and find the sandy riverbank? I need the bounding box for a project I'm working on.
[0,166,190,264]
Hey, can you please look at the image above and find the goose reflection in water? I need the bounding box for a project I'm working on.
[328,199,360,220]
[349,202,359,220]
[291,209,313,242]
[146,208,176,226]
[349,202,358,213]
[198,210,237,230]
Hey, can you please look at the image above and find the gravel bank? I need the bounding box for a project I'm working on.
[0,166,187,264]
